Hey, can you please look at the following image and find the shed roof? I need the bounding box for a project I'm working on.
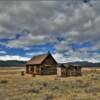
[58,63,81,68]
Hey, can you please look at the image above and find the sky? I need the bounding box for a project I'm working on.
[0,0,100,63]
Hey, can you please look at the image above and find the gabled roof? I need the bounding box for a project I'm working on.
[26,53,57,65]
[58,63,81,68]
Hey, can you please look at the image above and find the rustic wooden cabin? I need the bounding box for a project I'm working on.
[26,53,57,75]
[57,64,82,77]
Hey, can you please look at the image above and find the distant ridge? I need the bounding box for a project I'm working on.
[0,60,26,67]
[0,60,100,67]
[67,61,100,67]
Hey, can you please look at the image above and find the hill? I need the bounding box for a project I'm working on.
[0,60,26,67]
[0,60,100,67]
[67,61,100,67]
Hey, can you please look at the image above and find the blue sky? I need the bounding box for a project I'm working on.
[0,0,100,62]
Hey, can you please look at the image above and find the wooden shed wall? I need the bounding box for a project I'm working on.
[57,66,82,77]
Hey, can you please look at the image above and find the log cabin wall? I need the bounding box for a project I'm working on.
[41,55,57,75]
[26,53,57,75]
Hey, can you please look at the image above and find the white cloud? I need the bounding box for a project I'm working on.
[23,47,31,51]
[0,1,99,45]
[5,34,49,48]
[53,51,100,63]
[0,51,6,54]
[26,51,45,56]
[53,52,67,63]
[0,55,30,61]
[53,52,82,63]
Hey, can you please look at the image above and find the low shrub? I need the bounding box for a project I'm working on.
[30,88,40,94]
[85,87,100,93]
[43,82,48,87]
[32,73,36,77]
[0,80,8,84]
[21,71,25,76]
[44,94,54,100]
[51,86,59,90]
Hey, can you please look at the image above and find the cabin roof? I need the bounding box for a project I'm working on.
[26,53,57,65]
[26,54,48,65]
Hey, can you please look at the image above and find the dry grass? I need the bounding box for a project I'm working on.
[82,67,100,75]
[0,67,100,100]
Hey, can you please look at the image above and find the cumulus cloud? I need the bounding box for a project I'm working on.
[53,52,82,63]
[0,55,30,61]
[0,0,100,62]
[6,34,49,48]
[0,1,99,41]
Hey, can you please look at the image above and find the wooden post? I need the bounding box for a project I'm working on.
[21,71,25,76]
[32,72,36,77]
[28,66,30,73]
[26,65,29,73]
[34,66,37,75]
[39,65,42,75]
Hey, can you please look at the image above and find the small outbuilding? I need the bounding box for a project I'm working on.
[57,64,82,77]
[26,53,57,75]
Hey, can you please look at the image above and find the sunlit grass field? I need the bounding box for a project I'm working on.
[0,67,100,100]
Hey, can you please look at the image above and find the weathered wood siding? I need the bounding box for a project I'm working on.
[41,65,56,75]
[57,67,61,76]
[42,54,57,65]
[26,54,57,75]
[57,66,82,77]
[41,55,57,75]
